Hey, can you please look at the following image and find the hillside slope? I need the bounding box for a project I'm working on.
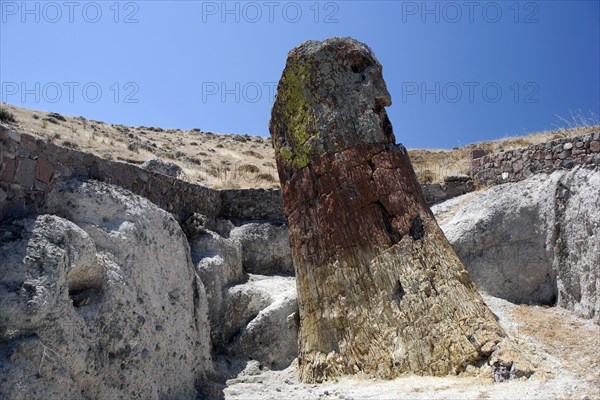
[1,103,597,188]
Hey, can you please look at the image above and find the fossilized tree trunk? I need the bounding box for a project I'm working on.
[270,37,530,383]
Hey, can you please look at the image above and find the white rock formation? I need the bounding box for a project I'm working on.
[225,275,298,370]
[434,167,599,319]
[190,225,299,370]
[0,179,212,399]
[229,222,294,276]
[191,230,245,348]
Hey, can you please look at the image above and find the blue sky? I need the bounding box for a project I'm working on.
[1,0,599,148]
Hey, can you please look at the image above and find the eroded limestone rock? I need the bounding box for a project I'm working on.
[225,275,299,370]
[229,222,294,276]
[190,230,244,347]
[269,37,530,382]
[190,224,299,369]
[434,167,600,319]
[0,179,212,399]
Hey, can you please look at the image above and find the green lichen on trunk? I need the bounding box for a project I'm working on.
[278,59,318,169]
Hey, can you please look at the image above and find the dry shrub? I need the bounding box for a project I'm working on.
[0,107,16,123]
[61,140,79,149]
[418,169,436,184]
[206,167,219,177]
[243,150,264,159]
[257,173,275,182]
[238,164,260,174]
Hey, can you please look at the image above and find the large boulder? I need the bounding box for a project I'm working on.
[141,158,185,178]
[229,222,294,275]
[0,179,212,399]
[435,167,600,319]
[434,175,557,304]
[225,275,298,370]
[219,283,273,347]
[269,37,527,383]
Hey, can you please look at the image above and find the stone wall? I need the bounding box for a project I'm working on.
[13,124,593,224]
[220,188,284,222]
[470,131,600,186]
[421,174,474,205]
[0,125,283,223]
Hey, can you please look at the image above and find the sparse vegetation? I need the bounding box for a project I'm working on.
[43,117,60,125]
[257,173,276,182]
[61,140,78,149]
[3,103,597,190]
[0,107,16,123]
[100,149,114,160]
[243,150,264,159]
[418,169,436,184]
[238,164,260,174]
[127,142,139,152]
[512,304,600,390]
[552,109,599,131]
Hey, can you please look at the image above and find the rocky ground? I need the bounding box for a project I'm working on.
[220,294,599,400]
[3,176,597,400]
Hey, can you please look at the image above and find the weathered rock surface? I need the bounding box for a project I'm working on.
[225,275,298,370]
[0,179,212,399]
[183,212,235,238]
[269,37,527,382]
[434,167,600,319]
[190,230,244,347]
[141,158,185,178]
[230,222,294,275]
[220,283,273,346]
[190,226,298,369]
[421,175,475,205]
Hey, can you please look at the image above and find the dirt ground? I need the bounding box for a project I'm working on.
[219,295,600,400]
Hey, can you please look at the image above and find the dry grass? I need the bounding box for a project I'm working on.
[1,103,278,189]
[2,103,597,188]
[512,305,600,390]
